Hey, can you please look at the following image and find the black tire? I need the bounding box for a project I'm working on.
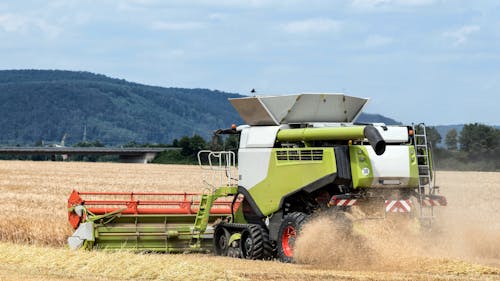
[261,227,275,260]
[277,212,308,263]
[213,225,230,256]
[240,224,273,260]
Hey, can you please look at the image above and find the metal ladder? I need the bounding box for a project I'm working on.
[191,150,237,247]
[191,192,213,247]
[412,124,435,223]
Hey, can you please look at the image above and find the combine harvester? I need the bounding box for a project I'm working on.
[67,93,447,262]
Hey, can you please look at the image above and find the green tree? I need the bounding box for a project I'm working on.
[72,140,105,161]
[153,135,207,164]
[34,140,43,147]
[178,135,207,157]
[153,150,187,164]
[445,129,458,150]
[178,136,192,156]
[172,139,179,147]
[459,123,499,159]
[123,141,139,147]
[426,126,442,146]
[189,135,207,153]
[74,140,105,147]
[223,134,239,150]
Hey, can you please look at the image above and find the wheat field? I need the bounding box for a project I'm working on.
[0,160,499,281]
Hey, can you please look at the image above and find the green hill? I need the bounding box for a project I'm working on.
[356,113,400,125]
[0,70,400,145]
[0,70,244,145]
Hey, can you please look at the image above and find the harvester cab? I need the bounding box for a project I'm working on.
[67,93,447,262]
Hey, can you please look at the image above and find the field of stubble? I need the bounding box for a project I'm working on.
[0,160,498,281]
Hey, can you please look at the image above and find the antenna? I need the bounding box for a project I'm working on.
[61,133,68,147]
[83,124,87,142]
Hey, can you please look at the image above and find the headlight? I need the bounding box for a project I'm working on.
[361,167,370,176]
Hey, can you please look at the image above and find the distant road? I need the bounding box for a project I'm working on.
[0,147,171,155]
[0,147,178,163]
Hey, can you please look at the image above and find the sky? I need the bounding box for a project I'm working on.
[0,0,498,125]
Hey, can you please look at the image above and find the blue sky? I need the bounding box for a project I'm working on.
[0,0,498,125]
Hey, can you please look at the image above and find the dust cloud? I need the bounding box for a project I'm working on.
[294,172,500,271]
[294,212,428,271]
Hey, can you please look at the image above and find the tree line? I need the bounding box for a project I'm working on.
[425,123,499,171]
[154,123,499,171]
[0,123,497,171]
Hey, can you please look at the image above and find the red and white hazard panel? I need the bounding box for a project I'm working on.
[328,198,357,207]
[421,198,447,206]
[384,200,412,213]
[328,196,446,211]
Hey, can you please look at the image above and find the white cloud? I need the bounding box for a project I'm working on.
[208,13,227,21]
[444,25,480,46]
[0,13,27,32]
[0,13,62,38]
[35,20,63,38]
[192,0,269,7]
[140,49,186,60]
[351,0,435,9]
[118,0,269,10]
[365,34,393,47]
[151,21,206,31]
[282,18,341,34]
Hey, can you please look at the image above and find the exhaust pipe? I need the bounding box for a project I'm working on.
[363,126,386,155]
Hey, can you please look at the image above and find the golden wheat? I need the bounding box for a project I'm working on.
[0,242,497,281]
[0,161,205,245]
[0,160,499,280]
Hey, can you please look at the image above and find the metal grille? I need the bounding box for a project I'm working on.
[276,149,323,161]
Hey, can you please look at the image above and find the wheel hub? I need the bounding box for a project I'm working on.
[281,225,296,257]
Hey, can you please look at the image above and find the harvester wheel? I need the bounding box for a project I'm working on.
[213,225,230,256]
[240,224,271,260]
[277,212,308,263]
[227,247,241,258]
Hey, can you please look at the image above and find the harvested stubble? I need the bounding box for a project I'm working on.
[0,160,499,281]
[0,242,498,281]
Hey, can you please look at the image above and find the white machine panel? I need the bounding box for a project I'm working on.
[238,148,272,189]
[375,126,409,143]
[366,145,411,187]
[239,126,280,148]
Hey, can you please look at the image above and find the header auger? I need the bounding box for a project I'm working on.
[67,93,447,262]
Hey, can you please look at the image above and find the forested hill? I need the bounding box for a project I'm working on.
[0,70,244,145]
[0,70,399,145]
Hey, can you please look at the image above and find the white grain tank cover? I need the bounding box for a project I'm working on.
[229,93,369,126]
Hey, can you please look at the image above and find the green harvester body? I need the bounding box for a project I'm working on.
[67,93,446,260]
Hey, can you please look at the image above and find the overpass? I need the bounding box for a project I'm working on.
[0,147,177,163]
